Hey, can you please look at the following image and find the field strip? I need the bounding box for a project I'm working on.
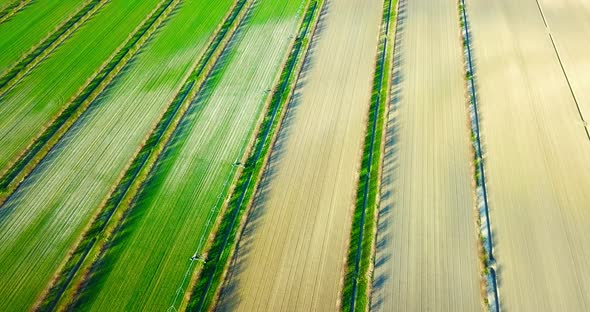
[0,0,30,25]
[57,0,307,309]
[182,2,320,311]
[0,0,108,94]
[459,0,499,310]
[467,0,590,309]
[371,0,481,309]
[37,0,253,310]
[341,0,394,310]
[215,0,382,310]
[532,0,590,141]
[0,0,180,207]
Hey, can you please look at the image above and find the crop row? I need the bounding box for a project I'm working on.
[340,0,395,311]
[0,0,107,94]
[0,0,178,205]
[185,1,321,311]
[0,0,30,24]
[36,0,253,310]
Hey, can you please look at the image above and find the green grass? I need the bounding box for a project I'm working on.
[0,0,161,173]
[0,0,236,310]
[0,0,84,73]
[341,0,395,310]
[185,1,318,311]
[65,1,305,310]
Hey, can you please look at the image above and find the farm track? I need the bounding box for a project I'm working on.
[216,0,382,310]
[0,0,30,25]
[468,0,590,310]
[0,0,108,95]
[371,0,481,309]
[186,2,319,311]
[0,0,179,207]
[39,0,253,309]
[341,0,394,310]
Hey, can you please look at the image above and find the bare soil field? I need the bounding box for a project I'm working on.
[216,0,383,310]
[537,0,590,132]
[371,0,481,310]
[468,0,590,310]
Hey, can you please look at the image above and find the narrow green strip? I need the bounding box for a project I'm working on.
[341,0,395,311]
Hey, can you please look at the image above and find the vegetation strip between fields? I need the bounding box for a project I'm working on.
[183,2,320,311]
[341,0,394,311]
[0,0,31,25]
[32,0,253,310]
[28,0,185,308]
[0,0,179,207]
[0,0,108,94]
[458,1,500,311]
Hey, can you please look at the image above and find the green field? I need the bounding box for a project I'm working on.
[0,0,235,309]
[0,0,162,173]
[0,0,84,73]
[69,0,305,310]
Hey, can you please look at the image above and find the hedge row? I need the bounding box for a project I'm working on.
[341,0,395,311]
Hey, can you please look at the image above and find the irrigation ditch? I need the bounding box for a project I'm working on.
[0,0,109,95]
[31,0,253,310]
[0,0,180,208]
[339,0,395,311]
[458,0,500,311]
[182,1,322,311]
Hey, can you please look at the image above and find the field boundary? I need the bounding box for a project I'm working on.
[458,1,500,311]
[0,0,31,25]
[0,0,180,208]
[183,1,322,311]
[33,0,255,310]
[0,0,108,93]
[27,0,188,309]
[340,0,395,311]
[533,0,590,141]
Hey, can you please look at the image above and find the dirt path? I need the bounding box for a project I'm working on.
[468,0,590,310]
[216,0,383,310]
[371,0,482,310]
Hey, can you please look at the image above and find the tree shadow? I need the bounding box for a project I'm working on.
[215,2,330,311]
[370,0,406,310]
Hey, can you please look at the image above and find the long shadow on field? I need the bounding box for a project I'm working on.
[463,10,503,308]
[66,5,254,309]
[370,0,406,310]
[0,22,155,226]
[0,0,37,30]
[0,0,108,100]
[215,2,331,311]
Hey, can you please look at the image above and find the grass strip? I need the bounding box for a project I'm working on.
[0,0,179,207]
[0,0,107,92]
[34,0,253,310]
[458,0,499,311]
[0,0,31,25]
[340,0,395,311]
[183,2,321,311]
